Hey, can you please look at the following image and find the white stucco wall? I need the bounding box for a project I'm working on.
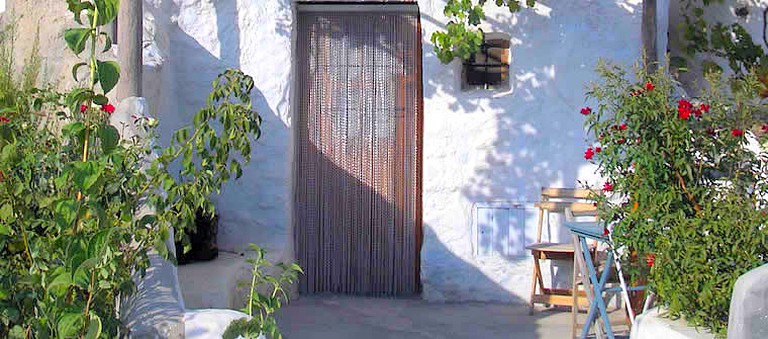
[0,0,6,14]
[141,0,644,302]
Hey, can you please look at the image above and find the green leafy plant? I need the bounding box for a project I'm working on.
[223,244,302,339]
[0,1,262,337]
[431,0,536,64]
[582,61,768,336]
[674,0,768,77]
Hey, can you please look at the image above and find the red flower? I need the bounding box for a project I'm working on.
[595,147,602,153]
[101,103,116,114]
[645,81,654,91]
[617,138,626,144]
[646,253,655,267]
[80,104,88,113]
[700,104,710,113]
[584,147,595,160]
[693,108,702,118]
[762,124,768,133]
[580,107,592,115]
[603,227,610,236]
[706,127,716,136]
[0,169,4,182]
[0,116,9,124]
[732,129,744,137]
[620,123,627,131]
[603,181,614,192]
[678,99,692,120]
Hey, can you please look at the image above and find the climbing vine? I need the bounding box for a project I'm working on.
[431,0,536,64]
[675,0,768,76]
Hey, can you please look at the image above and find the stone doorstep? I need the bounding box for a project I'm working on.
[178,251,252,310]
[630,307,715,339]
[178,250,296,310]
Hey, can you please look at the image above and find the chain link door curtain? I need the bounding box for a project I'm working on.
[295,4,423,296]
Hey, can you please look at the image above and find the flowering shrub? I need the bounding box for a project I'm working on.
[0,1,262,337]
[583,61,768,336]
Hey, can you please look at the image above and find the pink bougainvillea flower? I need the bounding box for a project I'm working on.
[595,146,602,153]
[620,123,627,131]
[603,227,610,236]
[101,103,116,114]
[603,181,614,192]
[646,253,655,267]
[580,107,592,115]
[645,81,654,91]
[762,124,768,133]
[732,129,744,137]
[584,147,595,160]
[700,104,710,113]
[617,138,626,144]
[80,104,88,113]
[0,116,9,124]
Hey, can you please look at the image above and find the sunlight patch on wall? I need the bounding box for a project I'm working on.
[616,0,643,14]
[0,0,5,14]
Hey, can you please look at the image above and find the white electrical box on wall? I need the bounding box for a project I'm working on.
[472,202,532,258]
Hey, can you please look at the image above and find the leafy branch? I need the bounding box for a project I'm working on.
[431,0,536,64]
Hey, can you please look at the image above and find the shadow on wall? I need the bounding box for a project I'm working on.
[418,1,641,297]
[142,0,292,254]
[294,136,530,306]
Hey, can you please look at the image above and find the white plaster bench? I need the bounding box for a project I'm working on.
[631,263,768,339]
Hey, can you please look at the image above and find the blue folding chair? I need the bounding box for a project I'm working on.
[565,208,646,339]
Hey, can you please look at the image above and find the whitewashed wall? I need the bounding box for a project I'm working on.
[141,0,644,303]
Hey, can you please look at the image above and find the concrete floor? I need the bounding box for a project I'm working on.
[276,295,630,339]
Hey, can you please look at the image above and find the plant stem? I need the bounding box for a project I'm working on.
[247,265,257,317]
[80,270,96,339]
[19,222,33,267]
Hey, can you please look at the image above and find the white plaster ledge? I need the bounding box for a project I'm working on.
[630,307,714,339]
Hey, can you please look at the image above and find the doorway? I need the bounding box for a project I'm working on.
[294,3,423,296]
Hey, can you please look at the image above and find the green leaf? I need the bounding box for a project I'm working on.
[99,32,112,53]
[84,314,102,339]
[94,0,120,26]
[58,313,84,338]
[72,62,88,82]
[48,270,73,297]
[0,223,10,236]
[64,28,92,56]
[99,125,120,153]
[75,257,99,287]
[93,94,109,105]
[72,161,104,192]
[67,0,94,25]
[55,199,79,230]
[97,60,120,94]
[0,204,13,221]
[62,122,86,139]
